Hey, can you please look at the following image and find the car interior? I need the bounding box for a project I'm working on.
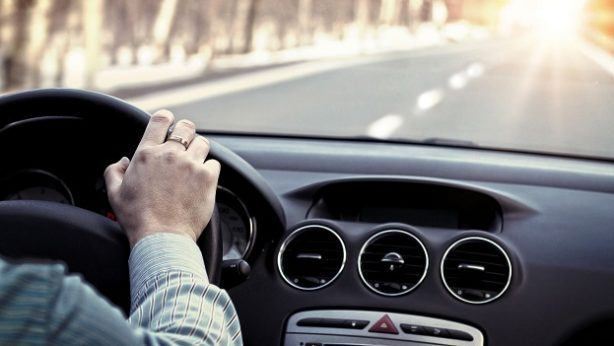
[0,89,613,345]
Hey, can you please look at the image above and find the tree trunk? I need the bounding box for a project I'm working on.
[225,0,239,54]
[83,0,103,88]
[379,0,398,25]
[242,0,260,53]
[421,0,433,21]
[4,0,34,91]
[444,0,463,22]
[398,0,411,26]
[0,0,9,90]
[355,0,370,26]
[297,0,313,46]
[153,0,179,61]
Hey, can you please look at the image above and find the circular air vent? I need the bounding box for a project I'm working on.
[358,229,428,296]
[277,224,346,290]
[441,237,512,304]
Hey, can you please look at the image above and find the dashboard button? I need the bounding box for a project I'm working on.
[344,319,369,329]
[424,326,450,338]
[297,318,323,327]
[368,314,399,334]
[320,318,347,328]
[299,318,344,328]
[448,329,474,341]
[400,323,428,335]
[297,318,368,330]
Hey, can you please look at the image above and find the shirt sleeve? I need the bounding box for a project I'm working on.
[127,233,243,345]
[39,233,242,345]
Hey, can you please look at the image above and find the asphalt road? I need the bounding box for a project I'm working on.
[167,36,614,159]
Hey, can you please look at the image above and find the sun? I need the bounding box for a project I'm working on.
[535,0,588,40]
[501,0,589,42]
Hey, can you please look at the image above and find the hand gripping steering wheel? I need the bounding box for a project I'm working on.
[0,89,223,313]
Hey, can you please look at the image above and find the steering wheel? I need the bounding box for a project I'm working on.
[0,89,223,313]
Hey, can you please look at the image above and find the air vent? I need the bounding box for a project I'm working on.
[278,224,346,290]
[358,230,428,296]
[441,237,512,304]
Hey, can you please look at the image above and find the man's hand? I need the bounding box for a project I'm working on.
[104,110,220,247]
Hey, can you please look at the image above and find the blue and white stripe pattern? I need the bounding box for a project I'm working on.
[0,233,242,345]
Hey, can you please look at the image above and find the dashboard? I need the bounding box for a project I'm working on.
[213,134,614,346]
[3,113,614,345]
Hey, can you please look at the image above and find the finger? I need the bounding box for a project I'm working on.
[104,157,130,195]
[203,159,221,200]
[186,135,210,161]
[165,119,196,151]
[137,110,175,150]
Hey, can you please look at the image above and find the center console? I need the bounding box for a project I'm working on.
[284,310,483,346]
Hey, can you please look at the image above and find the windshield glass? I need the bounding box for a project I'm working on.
[1,0,613,159]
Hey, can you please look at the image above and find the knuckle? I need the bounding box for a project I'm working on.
[197,136,210,149]
[151,110,174,124]
[136,148,153,162]
[177,119,195,129]
[163,150,178,163]
[180,159,196,172]
[193,162,205,174]
[196,166,210,180]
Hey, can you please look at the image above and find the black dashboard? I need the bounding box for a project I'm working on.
[212,134,614,346]
[3,113,614,345]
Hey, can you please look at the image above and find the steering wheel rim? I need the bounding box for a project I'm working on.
[0,89,223,312]
[0,89,286,226]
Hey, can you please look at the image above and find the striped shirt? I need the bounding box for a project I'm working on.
[0,233,242,345]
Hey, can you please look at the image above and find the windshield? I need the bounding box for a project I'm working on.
[1,0,613,159]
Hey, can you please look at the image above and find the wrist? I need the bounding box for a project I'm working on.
[128,228,197,248]
[129,232,208,307]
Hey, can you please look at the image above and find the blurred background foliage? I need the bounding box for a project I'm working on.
[0,0,610,93]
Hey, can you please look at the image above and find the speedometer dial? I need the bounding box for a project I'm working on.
[1,169,74,205]
[217,186,255,260]
[6,186,72,204]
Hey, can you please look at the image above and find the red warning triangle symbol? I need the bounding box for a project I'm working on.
[368,314,399,334]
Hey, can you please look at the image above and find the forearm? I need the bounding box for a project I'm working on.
[130,272,240,344]
[128,233,242,344]
[44,233,241,345]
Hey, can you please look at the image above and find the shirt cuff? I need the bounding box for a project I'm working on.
[128,233,208,305]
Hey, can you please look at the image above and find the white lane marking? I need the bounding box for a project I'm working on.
[448,61,485,89]
[415,61,484,115]
[126,47,481,112]
[577,39,614,77]
[466,62,485,78]
[126,41,507,111]
[366,114,404,139]
[448,72,468,89]
[416,88,444,112]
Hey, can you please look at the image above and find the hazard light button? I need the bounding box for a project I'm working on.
[368,314,399,334]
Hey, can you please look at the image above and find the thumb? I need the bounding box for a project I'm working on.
[104,156,130,195]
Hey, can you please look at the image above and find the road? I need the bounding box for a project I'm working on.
[153,36,614,159]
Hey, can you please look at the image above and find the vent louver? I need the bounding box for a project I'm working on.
[441,237,512,304]
[278,224,346,290]
[359,230,428,296]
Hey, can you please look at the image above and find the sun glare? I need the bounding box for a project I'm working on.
[502,0,589,42]
[535,0,588,40]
